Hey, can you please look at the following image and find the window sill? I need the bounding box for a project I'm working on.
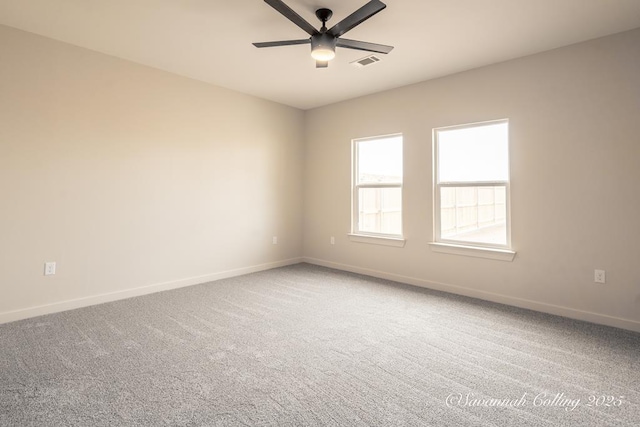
[428,242,516,261]
[348,233,406,248]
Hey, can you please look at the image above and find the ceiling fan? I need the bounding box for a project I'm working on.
[253,0,394,68]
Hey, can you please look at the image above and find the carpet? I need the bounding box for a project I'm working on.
[1,263,638,426]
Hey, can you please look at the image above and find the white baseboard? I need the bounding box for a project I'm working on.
[0,257,303,325]
[303,257,640,333]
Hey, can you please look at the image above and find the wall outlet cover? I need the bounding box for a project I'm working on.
[44,262,56,276]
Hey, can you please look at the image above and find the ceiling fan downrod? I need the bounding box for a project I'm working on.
[315,8,333,31]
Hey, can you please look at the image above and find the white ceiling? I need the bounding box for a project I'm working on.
[1,0,640,110]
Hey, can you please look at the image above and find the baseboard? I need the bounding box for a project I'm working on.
[0,257,303,325]
[303,257,640,333]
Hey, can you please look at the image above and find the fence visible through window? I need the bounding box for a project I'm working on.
[440,186,506,245]
[358,186,402,235]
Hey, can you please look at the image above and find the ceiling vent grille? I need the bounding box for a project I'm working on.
[351,55,381,68]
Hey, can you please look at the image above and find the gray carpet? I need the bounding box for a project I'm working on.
[1,263,638,426]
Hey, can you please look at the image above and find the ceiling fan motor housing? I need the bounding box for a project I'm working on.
[311,33,336,53]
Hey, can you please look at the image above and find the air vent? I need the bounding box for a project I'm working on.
[351,55,381,68]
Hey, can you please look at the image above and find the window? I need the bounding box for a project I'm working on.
[352,134,403,239]
[433,120,511,250]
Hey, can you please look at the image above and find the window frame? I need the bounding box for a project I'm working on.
[351,133,404,240]
[433,119,512,251]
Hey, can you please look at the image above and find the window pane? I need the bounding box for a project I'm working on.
[358,136,403,184]
[440,186,506,245]
[437,121,508,183]
[358,187,402,235]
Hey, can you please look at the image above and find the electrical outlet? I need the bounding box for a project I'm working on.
[272,236,278,245]
[330,236,335,245]
[594,269,606,284]
[44,262,56,276]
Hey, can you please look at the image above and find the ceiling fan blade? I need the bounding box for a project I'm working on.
[264,0,318,36]
[316,60,329,68]
[253,39,310,48]
[327,0,386,38]
[336,38,393,54]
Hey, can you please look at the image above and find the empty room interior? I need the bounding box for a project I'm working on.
[1,0,639,425]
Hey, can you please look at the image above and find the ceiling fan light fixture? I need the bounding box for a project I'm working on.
[311,47,335,61]
[311,33,336,61]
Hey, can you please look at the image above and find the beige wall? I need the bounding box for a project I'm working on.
[2,23,639,332]
[303,29,640,331]
[0,25,304,321]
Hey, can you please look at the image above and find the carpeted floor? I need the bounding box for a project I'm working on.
[1,263,638,426]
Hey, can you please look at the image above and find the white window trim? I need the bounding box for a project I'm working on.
[428,242,515,261]
[431,119,515,259]
[347,233,406,247]
[351,134,404,244]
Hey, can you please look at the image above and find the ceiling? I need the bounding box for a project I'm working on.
[1,0,639,110]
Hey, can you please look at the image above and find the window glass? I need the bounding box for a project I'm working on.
[438,122,508,182]
[434,120,510,248]
[353,135,403,237]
